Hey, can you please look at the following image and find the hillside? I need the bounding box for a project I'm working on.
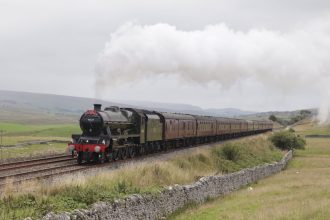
[0,90,317,124]
[241,109,317,122]
[0,90,257,123]
[0,90,122,124]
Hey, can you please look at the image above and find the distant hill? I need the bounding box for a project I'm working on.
[241,109,317,121]
[0,90,316,124]
[0,90,125,124]
[240,109,317,128]
[122,100,256,116]
[205,108,256,117]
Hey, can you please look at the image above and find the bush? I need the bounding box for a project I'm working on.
[268,131,306,150]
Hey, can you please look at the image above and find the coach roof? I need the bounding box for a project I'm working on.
[159,112,196,120]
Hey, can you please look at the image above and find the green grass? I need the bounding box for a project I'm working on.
[0,122,79,160]
[0,122,80,138]
[0,135,282,219]
[0,143,67,160]
[170,125,330,220]
[0,122,80,146]
[292,120,330,136]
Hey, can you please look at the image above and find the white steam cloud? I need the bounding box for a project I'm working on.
[96,21,330,123]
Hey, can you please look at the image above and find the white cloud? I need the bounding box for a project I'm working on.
[95,22,330,113]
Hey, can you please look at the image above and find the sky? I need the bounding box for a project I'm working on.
[1,0,330,112]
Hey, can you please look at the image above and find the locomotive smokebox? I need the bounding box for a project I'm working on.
[94,104,102,111]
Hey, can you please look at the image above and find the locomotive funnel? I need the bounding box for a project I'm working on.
[94,104,102,111]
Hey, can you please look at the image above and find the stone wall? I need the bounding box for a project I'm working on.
[43,151,292,220]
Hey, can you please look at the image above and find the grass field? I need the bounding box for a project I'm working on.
[292,119,330,136]
[0,135,282,219]
[0,143,67,160]
[0,122,80,160]
[170,122,330,220]
[0,122,80,140]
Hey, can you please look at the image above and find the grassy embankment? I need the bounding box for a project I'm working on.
[0,122,80,159]
[170,121,330,220]
[0,134,283,219]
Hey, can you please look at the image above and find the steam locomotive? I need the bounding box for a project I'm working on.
[68,104,273,164]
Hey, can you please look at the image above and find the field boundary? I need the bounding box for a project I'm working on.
[2,140,68,148]
[305,134,330,138]
[43,150,292,220]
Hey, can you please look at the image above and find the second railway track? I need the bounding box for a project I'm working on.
[0,155,74,172]
[0,155,78,186]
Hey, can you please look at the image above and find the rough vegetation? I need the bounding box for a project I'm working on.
[171,123,330,220]
[0,135,282,219]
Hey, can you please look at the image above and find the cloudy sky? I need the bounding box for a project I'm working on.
[1,0,330,112]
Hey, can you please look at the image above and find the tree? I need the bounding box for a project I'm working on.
[300,110,311,116]
[268,131,306,150]
[269,115,277,122]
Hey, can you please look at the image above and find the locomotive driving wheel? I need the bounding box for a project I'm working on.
[99,152,106,164]
[128,146,135,158]
[77,152,83,165]
[120,147,128,160]
[92,152,99,163]
[139,145,145,155]
[112,149,120,161]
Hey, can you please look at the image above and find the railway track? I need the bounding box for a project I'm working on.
[0,133,268,188]
[0,154,73,172]
[0,164,85,184]
[0,143,207,187]
[0,155,79,187]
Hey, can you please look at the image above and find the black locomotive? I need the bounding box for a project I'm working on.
[68,104,272,164]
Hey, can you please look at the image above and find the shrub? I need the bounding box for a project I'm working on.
[268,131,306,150]
[292,135,306,149]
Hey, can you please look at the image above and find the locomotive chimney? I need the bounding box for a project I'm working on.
[94,104,102,111]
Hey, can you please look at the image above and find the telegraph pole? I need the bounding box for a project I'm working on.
[0,130,3,161]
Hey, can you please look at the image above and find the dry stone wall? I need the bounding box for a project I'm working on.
[43,151,292,220]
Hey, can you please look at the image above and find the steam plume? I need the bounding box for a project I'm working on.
[96,21,330,123]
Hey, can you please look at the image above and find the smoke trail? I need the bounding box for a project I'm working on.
[95,21,330,123]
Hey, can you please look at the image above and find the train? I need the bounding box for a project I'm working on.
[68,104,273,164]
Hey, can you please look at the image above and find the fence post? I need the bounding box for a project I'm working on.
[0,130,3,161]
